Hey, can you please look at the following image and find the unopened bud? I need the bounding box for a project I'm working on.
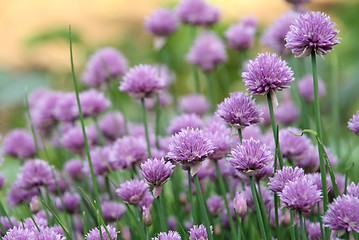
[233,192,247,217]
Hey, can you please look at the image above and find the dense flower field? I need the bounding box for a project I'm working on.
[0,0,358,239]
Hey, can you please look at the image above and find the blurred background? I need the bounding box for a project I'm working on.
[0,0,358,136]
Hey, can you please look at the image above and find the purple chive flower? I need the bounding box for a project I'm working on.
[176,0,220,26]
[299,74,326,102]
[323,195,359,232]
[274,100,299,126]
[186,31,227,72]
[86,225,117,240]
[152,231,182,240]
[206,195,225,217]
[268,166,305,193]
[347,182,359,198]
[109,136,148,170]
[225,17,258,51]
[279,127,311,160]
[76,89,111,118]
[228,138,272,176]
[279,176,322,212]
[64,159,84,180]
[60,192,80,214]
[216,92,263,129]
[19,159,54,189]
[179,94,210,116]
[140,158,175,197]
[244,183,274,211]
[116,179,149,205]
[233,192,247,217]
[261,11,300,56]
[7,181,37,206]
[34,226,66,240]
[285,11,340,57]
[254,159,274,181]
[348,111,359,135]
[168,114,203,135]
[53,92,78,122]
[61,125,98,154]
[204,117,231,160]
[189,224,212,240]
[99,112,126,141]
[242,53,294,95]
[306,221,321,240]
[3,227,35,240]
[120,64,165,99]
[0,174,5,189]
[145,8,178,37]
[101,201,126,222]
[0,217,18,235]
[166,128,215,170]
[89,147,114,176]
[82,47,128,88]
[2,129,36,160]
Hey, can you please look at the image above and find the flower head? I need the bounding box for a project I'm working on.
[86,225,117,240]
[323,195,359,232]
[2,129,36,160]
[120,64,165,99]
[226,17,258,51]
[268,166,305,193]
[306,221,321,240]
[285,11,340,57]
[242,53,294,95]
[189,224,212,240]
[77,89,111,118]
[61,125,98,154]
[279,127,311,160]
[216,92,262,129]
[116,179,149,205]
[274,100,299,126]
[168,114,202,135]
[179,94,210,116]
[204,117,231,160]
[101,201,126,222]
[82,47,128,88]
[145,8,178,37]
[89,147,114,176]
[233,192,247,217]
[3,227,35,240]
[176,0,220,26]
[348,111,359,135]
[64,159,84,180]
[299,74,326,102]
[206,195,225,217]
[99,112,126,141]
[187,31,227,72]
[19,159,54,189]
[53,93,78,122]
[152,231,182,240]
[347,182,359,198]
[228,138,272,176]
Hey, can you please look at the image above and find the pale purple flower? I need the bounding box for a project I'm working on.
[3,227,35,240]
[139,190,154,209]
[216,92,262,129]
[242,53,294,95]
[348,111,359,135]
[168,114,202,135]
[261,11,300,56]
[242,125,263,141]
[327,173,345,196]
[101,201,126,222]
[76,89,111,118]
[179,94,210,116]
[109,136,147,170]
[285,11,340,57]
[189,224,212,240]
[274,100,299,125]
[296,146,320,172]
[99,112,126,141]
[19,159,54,189]
[279,176,322,212]
[176,0,220,26]
[152,231,182,240]
[279,127,311,160]
[306,221,321,240]
[225,17,257,51]
[186,31,227,72]
[168,216,178,231]
[0,217,18,235]
[204,117,231,160]
[58,192,80,214]
[228,138,272,176]
[2,129,36,160]
[86,225,117,240]
[116,179,149,205]
[7,181,37,206]
[145,8,178,37]
[61,125,98,154]
[207,195,225,217]
[53,92,78,122]
[254,159,274,180]
[299,74,326,101]
[323,195,359,232]
[233,192,247,217]
[64,159,84,180]
[347,182,359,198]
[166,128,215,169]
[82,47,128,88]
[89,147,115,176]
[34,226,66,240]
[120,64,164,99]
[268,166,305,193]
[244,184,273,211]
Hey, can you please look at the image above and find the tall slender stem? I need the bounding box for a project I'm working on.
[194,174,214,240]
[266,93,284,168]
[290,210,296,240]
[274,194,280,238]
[249,176,267,240]
[237,128,243,144]
[187,169,196,223]
[215,161,237,240]
[206,72,215,112]
[299,212,308,240]
[155,94,161,149]
[141,98,152,158]
[156,194,167,231]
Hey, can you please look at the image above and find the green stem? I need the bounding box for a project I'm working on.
[236,214,245,240]
[237,128,243,144]
[126,205,146,239]
[93,117,105,146]
[105,176,112,200]
[206,72,215,112]
[266,93,284,168]
[290,210,296,240]
[274,194,280,238]
[249,176,267,240]
[299,212,308,240]
[194,174,214,240]
[156,194,167,231]
[141,98,152,158]
[193,66,201,93]
[25,93,40,158]
[215,161,237,240]
[155,94,161,149]
[187,169,197,223]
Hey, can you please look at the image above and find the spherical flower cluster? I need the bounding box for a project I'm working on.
[145,8,178,37]
[116,179,149,205]
[59,192,80,214]
[242,53,294,95]
[225,17,257,51]
[228,138,272,176]
[279,127,311,160]
[53,93,78,122]
[152,231,182,240]
[348,111,359,135]
[206,195,225,217]
[179,94,210,116]
[2,129,36,160]
[99,111,126,141]
[204,117,231,160]
[323,195,359,232]
[285,11,340,57]
[64,159,84,180]
[279,176,322,212]
[216,92,262,129]
[89,147,114,176]
[82,47,128,88]
[306,221,321,240]
[189,224,212,240]
[274,100,299,126]
[7,181,37,207]
[77,89,111,118]
[347,182,359,198]
[101,201,126,222]
[19,159,54,189]
[268,166,305,193]
[186,31,227,72]
[3,227,35,239]
[166,128,215,170]
[168,114,203,134]
[176,0,220,26]
[298,74,326,102]
[120,64,165,99]
[86,225,118,240]
[61,125,98,154]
